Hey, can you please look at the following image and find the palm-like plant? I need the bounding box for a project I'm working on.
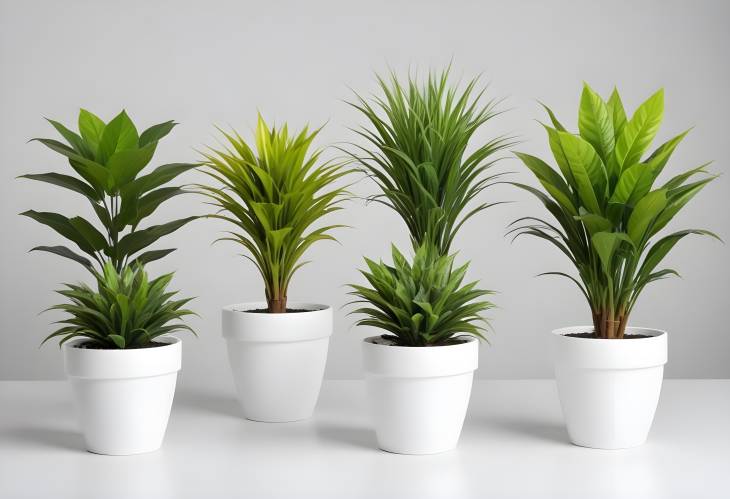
[44,262,195,349]
[349,68,513,255]
[512,83,719,339]
[199,116,350,313]
[21,109,198,272]
[349,244,494,346]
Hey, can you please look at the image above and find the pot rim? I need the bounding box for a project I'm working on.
[362,335,479,378]
[551,325,666,342]
[63,335,182,380]
[362,334,479,349]
[222,302,331,316]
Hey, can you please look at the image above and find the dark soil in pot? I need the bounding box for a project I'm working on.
[566,332,653,339]
[241,308,316,314]
[75,341,170,349]
[370,335,472,347]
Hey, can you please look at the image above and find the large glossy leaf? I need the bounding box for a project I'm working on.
[578,83,614,163]
[68,217,108,251]
[129,248,176,267]
[30,245,93,268]
[106,141,157,189]
[606,88,627,139]
[32,138,110,193]
[97,110,138,164]
[139,120,176,147]
[627,189,667,245]
[21,210,98,256]
[614,89,664,171]
[117,216,197,257]
[592,231,632,275]
[18,172,100,202]
[47,119,93,159]
[78,109,106,154]
[557,131,605,213]
[514,152,577,215]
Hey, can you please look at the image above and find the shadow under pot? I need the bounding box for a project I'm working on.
[362,336,478,454]
[551,326,668,449]
[222,303,332,422]
[63,336,181,455]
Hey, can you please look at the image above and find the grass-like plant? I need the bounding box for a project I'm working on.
[349,68,513,255]
[44,262,195,349]
[349,244,494,346]
[21,109,197,272]
[511,83,719,339]
[199,115,350,313]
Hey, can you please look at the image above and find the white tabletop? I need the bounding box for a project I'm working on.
[1,379,728,499]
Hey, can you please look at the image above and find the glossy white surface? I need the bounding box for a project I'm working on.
[223,303,332,422]
[363,337,478,454]
[1,380,728,499]
[552,327,667,449]
[63,337,181,455]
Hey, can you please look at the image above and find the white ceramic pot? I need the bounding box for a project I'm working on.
[551,326,668,449]
[222,302,332,422]
[362,336,478,454]
[62,336,181,455]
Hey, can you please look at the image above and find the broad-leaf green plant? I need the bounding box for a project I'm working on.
[44,262,195,349]
[21,110,198,272]
[349,68,513,255]
[349,243,494,346]
[511,84,719,339]
[199,115,350,313]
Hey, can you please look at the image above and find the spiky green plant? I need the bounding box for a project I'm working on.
[349,244,494,346]
[44,262,195,349]
[511,83,719,339]
[199,115,350,313]
[349,68,513,255]
[21,109,198,272]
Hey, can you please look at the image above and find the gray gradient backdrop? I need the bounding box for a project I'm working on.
[1,0,728,386]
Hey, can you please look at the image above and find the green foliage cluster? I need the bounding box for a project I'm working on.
[349,69,502,345]
[349,68,513,255]
[512,84,718,338]
[21,109,197,272]
[45,262,195,349]
[199,116,350,313]
[349,244,493,346]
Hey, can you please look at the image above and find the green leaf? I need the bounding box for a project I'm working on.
[557,131,606,214]
[139,120,176,147]
[614,88,664,171]
[578,83,614,163]
[97,110,138,164]
[46,118,93,158]
[78,109,106,153]
[18,172,101,202]
[606,88,627,139]
[68,217,108,251]
[514,152,577,215]
[21,210,97,256]
[627,189,667,245]
[106,141,157,190]
[117,216,197,258]
[591,231,632,275]
[129,248,176,266]
[30,245,93,268]
[108,334,126,349]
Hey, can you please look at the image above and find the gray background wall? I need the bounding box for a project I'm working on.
[1,0,728,387]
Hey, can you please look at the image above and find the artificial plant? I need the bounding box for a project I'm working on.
[349,68,504,345]
[511,83,718,339]
[199,115,350,313]
[349,67,513,255]
[44,262,195,349]
[21,109,197,272]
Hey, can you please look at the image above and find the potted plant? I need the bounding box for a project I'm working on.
[347,68,510,454]
[512,84,718,448]
[22,109,198,454]
[199,115,350,422]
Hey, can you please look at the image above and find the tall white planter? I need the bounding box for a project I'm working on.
[222,302,332,422]
[63,336,181,455]
[551,326,668,449]
[362,336,478,454]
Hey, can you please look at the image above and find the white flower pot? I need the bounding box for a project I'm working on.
[362,336,478,454]
[222,302,332,422]
[62,336,181,455]
[551,326,668,449]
